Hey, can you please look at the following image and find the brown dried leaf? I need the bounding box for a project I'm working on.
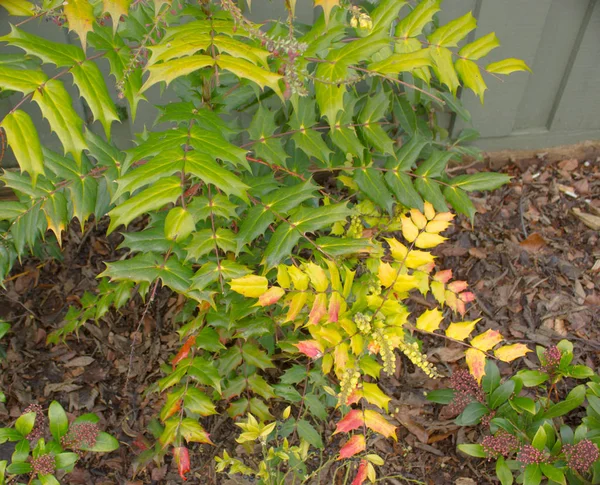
[572,208,600,230]
[519,232,546,253]
[64,356,95,367]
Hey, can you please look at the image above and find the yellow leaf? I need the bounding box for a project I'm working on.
[471,329,503,352]
[416,308,443,333]
[103,0,131,33]
[425,219,451,233]
[64,0,96,51]
[423,201,435,220]
[400,214,419,242]
[305,262,329,292]
[308,293,328,324]
[414,232,446,249]
[405,249,435,269]
[277,265,291,289]
[0,0,35,15]
[494,343,531,363]
[361,383,391,412]
[465,348,486,383]
[363,410,397,440]
[377,262,396,288]
[229,275,268,298]
[410,209,427,229]
[288,266,309,291]
[431,281,445,304]
[285,292,308,322]
[445,318,481,341]
[314,0,339,25]
[393,274,419,293]
[256,286,285,306]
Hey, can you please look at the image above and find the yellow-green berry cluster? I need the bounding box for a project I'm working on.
[399,341,440,378]
[354,312,372,334]
[338,367,361,406]
[346,215,363,238]
[374,329,396,375]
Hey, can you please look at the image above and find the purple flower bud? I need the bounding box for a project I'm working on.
[22,404,46,441]
[447,370,485,415]
[61,421,100,450]
[482,431,519,459]
[541,346,561,372]
[31,454,56,475]
[563,439,599,474]
[517,445,547,466]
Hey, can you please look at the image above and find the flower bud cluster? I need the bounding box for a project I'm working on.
[541,345,561,373]
[31,454,56,475]
[22,404,46,441]
[563,439,599,474]
[446,370,485,415]
[482,431,519,459]
[398,341,440,378]
[517,445,547,466]
[338,368,361,406]
[61,421,100,450]
[354,312,372,335]
[349,7,373,31]
[346,215,364,238]
[374,329,396,375]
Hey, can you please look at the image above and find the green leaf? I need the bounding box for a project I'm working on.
[262,202,351,267]
[187,357,222,392]
[429,46,460,94]
[395,0,441,38]
[0,427,23,443]
[64,0,95,51]
[457,443,486,458]
[459,32,500,60]
[14,412,35,437]
[486,58,531,75]
[0,0,35,15]
[454,402,488,426]
[456,59,487,103]
[511,397,536,415]
[0,111,44,186]
[296,419,323,449]
[515,370,548,387]
[496,456,514,485]
[444,186,476,221]
[304,394,328,420]
[11,439,29,463]
[42,192,68,246]
[315,61,348,125]
[185,151,249,202]
[32,79,87,167]
[369,49,432,75]
[217,56,283,99]
[415,177,447,212]
[415,150,454,178]
[313,237,374,257]
[481,360,500,395]
[0,201,27,221]
[426,389,455,404]
[165,208,195,242]
[370,0,407,34]
[540,464,565,485]
[103,0,132,33]
[489,380,515,410]
[141,55,214,92]
[247,374,276,400]
[565,365,595,379]
[241,343,274,370]
[523,464,542,485]
[84,432,119,452]
[531,426,547,451]
[183,388,217,416]
[0,66,47,94]
[0,322,10,339]
[6,462,31,474]
[354,167,394,215]
[450,173,511,192]
[543,385,586,419]
[428,12,477,48]
[385,175,424,210]
[107,176,182,234]
[48,401,68,441]
[55,452,79,470]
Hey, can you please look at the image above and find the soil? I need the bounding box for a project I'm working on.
[0,154,599,485]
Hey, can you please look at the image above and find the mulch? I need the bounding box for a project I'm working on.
[0,154,598,485]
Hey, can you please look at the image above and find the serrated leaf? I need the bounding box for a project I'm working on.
[429,46,460,95]
[354,167,393,215]
[395,0,441,38]
[141,55,214,92]
[297,419,323,448]
[414,178,447,212]
[315,61,347,124]
[459,32,500,60]
[64,0,95,51]
[0,66,47,94]
[416,308,443,332]
[445,319,480,341]
[165,207,195,242]
[443,186,476,221]
[449,172,510,192]
[455,58,487,102]
[103,0,132,33]
[183,388,217,416]
[313,0,339,25]
[494,344,531,363]
[32,79,87,167]
[229,275,268,298]
[428,12,477,48]
[486,58,531,75]
[107,176,182,233]
[369,49,432,75]
[241,343,274,370]
[218,56,283,99]
[42,192,68,245]
[0,110,44,186]
[314,237,374,256]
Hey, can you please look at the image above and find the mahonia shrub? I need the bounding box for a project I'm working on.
[0,401,118,484]
[0,0,531,483]
[430,341,600,485]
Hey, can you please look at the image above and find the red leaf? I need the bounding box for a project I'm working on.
[433,269,452,283]
[294,340,323,359]
[173,446,190,481]
[172,336,196,369]
[333,409,364,435]
[308,293,327,324]
[338,434,366,460]
[351,460,368,485]
[447,280,468,293]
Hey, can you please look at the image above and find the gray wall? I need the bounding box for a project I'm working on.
[1,0,599,170]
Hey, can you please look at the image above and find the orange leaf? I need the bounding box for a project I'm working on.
[351,460,369,485]
[338,434,366,460]
[494,343,531,363]
[333,409,364,435]
[465,348,486,384]
[172,336,196,369]
[364,410,397,440]
[294,340,323,359]
[447,280,468,293]
[471,329,503,352]
[519,232,546,253]
[308,293,327,324]
[256,286,285,306]
[328,292,343,323]
[433,269,452,283]
[173,446,190,481]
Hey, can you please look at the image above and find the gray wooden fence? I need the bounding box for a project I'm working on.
[1,0,599,168]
